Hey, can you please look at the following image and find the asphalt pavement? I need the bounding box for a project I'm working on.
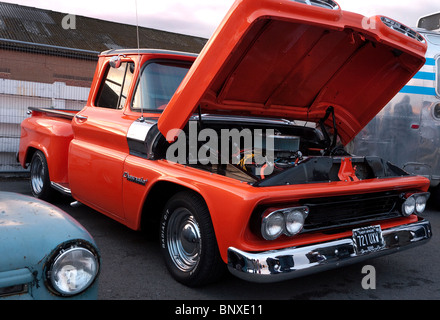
[1,177,439,301]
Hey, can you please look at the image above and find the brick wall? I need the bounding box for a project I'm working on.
[0,48,96,172]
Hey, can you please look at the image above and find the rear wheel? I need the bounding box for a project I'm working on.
[160,191,225,286]
[30,150,53,201]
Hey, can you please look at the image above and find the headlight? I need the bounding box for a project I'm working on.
[415,194,429,213]
[285,208,309,236]
[46,242,100,296]
[261,206,309,240]
[402,196,416,216]
[261,211,284,240]
[401,192,430,216]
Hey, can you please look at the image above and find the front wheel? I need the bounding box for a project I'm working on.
[160,191,225,286]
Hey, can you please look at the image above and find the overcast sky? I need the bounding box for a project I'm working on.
[2,0,439,38]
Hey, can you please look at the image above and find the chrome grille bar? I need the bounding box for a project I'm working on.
[381,17,425,42]
[290,0,339,10]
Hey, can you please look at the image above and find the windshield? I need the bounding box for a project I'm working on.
[132,61,191,112]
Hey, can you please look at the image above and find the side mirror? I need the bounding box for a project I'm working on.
[109,55,125,68]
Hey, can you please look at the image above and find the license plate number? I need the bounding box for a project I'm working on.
[353,225,384,254]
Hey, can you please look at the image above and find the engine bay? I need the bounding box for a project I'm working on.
[163,114,409,186]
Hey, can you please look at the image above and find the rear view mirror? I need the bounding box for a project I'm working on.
[109,55,125,68]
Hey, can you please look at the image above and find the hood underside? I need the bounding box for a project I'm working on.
[158,0,427,144]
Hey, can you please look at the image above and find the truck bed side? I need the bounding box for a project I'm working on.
[18,107,78,186]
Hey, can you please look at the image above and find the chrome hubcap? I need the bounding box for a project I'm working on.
[167,208,201,272]
[30,156,44,194]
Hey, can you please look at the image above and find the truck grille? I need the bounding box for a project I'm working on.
[300,191,402,232]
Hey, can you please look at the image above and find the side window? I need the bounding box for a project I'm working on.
[132,61,191,111]
[95,62,134,109]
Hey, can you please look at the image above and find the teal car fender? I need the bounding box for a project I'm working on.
[0,192,100,299]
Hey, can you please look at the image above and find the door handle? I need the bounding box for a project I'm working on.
[75,114,88,121]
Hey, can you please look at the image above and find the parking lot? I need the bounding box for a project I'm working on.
[1,177,439,301]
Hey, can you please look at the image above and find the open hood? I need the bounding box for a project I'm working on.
[158,0,427,145]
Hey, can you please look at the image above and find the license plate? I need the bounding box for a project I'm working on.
[352,225,385,254]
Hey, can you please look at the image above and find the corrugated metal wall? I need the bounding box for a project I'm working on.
[0,81,90,172]
[0,47,95,173]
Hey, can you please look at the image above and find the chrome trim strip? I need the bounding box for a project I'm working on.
[28,107,76,120]
[126,119,161,159]
[227,219,432,283]
[290,0,339,10]
[126,119,157,142]
[190,114,295,126]
[380,17,425,43]
[101,48,198,58]
[50,182,71,196]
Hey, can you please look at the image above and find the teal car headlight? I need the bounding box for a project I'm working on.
[45,241,100,296]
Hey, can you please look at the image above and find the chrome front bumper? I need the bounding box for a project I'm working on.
[227,219,432,283]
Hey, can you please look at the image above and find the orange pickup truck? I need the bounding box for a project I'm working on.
[18,0,432,286]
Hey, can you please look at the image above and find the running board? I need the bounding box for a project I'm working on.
[50,182,82,207]
[50,182,72,196]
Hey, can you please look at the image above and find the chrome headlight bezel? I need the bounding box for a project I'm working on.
[261,206,309,240]
[44,240,100,297]
[261,211,285,240]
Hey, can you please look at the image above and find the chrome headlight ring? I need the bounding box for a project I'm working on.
[45,240,100,297]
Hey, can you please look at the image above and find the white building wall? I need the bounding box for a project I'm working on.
[0,79,89,172]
